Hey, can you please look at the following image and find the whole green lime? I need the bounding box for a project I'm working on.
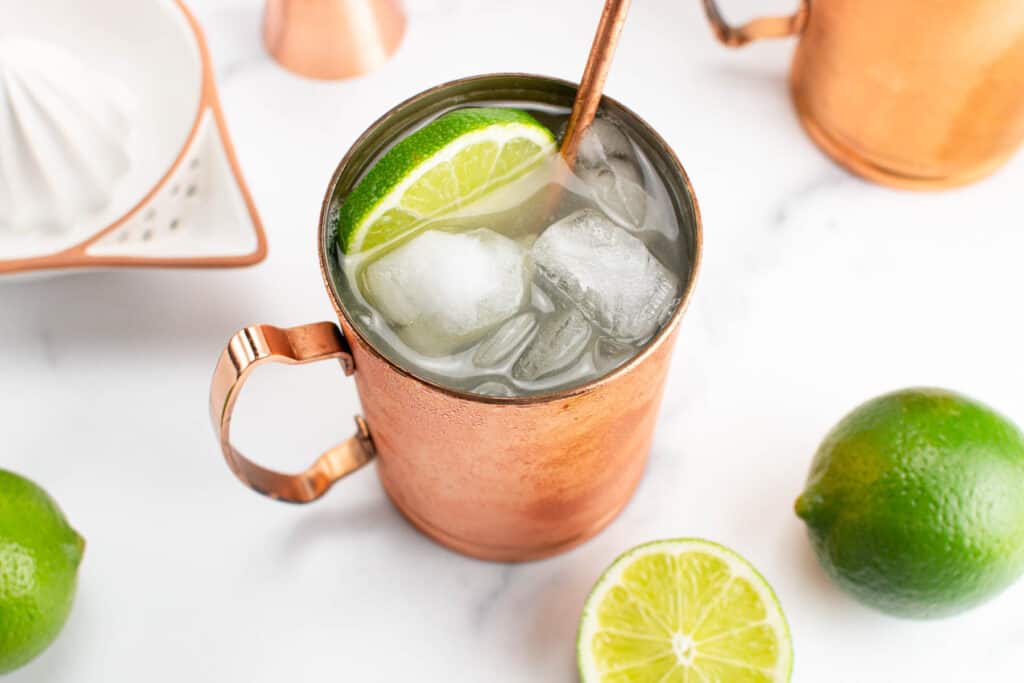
[0,469,84,673]
[796,388,1024,619]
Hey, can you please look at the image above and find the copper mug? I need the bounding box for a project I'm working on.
[704,0,1024,189]
[209,74,702,562]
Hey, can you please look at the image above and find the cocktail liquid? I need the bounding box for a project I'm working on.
[332,103,690,397]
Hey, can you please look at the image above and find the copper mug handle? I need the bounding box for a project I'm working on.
[703,0,808,47]
[209,322,375,503]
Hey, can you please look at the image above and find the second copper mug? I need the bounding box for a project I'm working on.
[209,74,702,562]
[704,0,1024,189]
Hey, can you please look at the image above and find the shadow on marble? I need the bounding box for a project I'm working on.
[519,561,596,680]
[704,61,789,100]
[702,61,811,146]
[783,516,861,612]
[197,1,273,82]
[279,493,421,561]
[0,270,270,359]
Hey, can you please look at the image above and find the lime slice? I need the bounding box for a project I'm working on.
[336,107,556,254]
[578,539,792,683]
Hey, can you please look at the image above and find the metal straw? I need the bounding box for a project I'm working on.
[560,0,633,168]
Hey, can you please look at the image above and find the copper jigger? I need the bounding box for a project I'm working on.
[263,0,405,80]
[704,0,1024,190]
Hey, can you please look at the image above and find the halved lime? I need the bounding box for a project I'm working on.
[335,107,557,254]
[578,539,792,683]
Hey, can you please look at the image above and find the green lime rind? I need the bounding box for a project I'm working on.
[796,387,1024,619]
[0,469,84,674]
[577,538,793,683]
[335,107,556,254]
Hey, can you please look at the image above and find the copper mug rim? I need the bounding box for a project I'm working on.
[315,72,704,406]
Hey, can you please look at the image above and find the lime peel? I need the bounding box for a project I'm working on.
[0,469,84,674]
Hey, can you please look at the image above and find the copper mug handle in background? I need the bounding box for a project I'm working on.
[702,0,808,47]
[209,322,375,503]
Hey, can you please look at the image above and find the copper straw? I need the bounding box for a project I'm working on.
[560,0,633,167]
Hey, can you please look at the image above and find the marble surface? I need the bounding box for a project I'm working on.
[3,0,1024,680]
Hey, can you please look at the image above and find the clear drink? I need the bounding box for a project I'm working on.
[332,102,690,397]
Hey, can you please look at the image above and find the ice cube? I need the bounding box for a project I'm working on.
[531,283,555,313]
[364,228,530,356]
[575,118,647,229]
[532,209,678,342]
[472,380,515,397]
[513,308,591,381]
[473,312,538,367]
[593,336,636,374]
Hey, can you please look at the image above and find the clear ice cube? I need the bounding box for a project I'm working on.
[532,209,678,342]
[473,312,538,367]
[531,283,555,313]
[364,228,530,356]
[513,308,591,381]
[472,380,515,397]
[576,118,648,229]
[593,336,636,374]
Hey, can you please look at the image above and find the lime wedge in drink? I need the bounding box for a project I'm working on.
[336,107,557,255]
[578,539,792,683]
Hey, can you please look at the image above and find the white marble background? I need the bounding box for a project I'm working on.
[3,0,1024,680]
